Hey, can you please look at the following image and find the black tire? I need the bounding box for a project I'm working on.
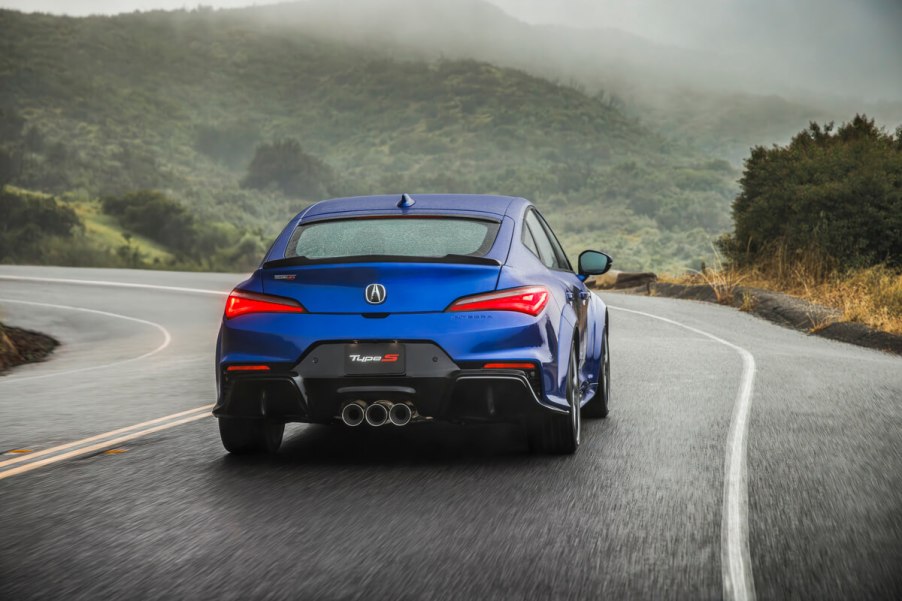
[582,325,610,419]
[529,343,580,455]
[218,417,284,454]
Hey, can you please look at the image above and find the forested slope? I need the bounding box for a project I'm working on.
[0,7,738,270]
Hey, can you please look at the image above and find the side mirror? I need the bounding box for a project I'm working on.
[578,250,613,277]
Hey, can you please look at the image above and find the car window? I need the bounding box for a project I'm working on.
[524,210,557,269]
[285,217,500,259]
[521,219,540,257]
[533,210,573,271]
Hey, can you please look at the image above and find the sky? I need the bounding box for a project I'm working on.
[4,0,899,46]
[3,0,900,100]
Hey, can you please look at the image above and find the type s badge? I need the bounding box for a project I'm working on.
[344,343,404,374]
[348,353,399,363]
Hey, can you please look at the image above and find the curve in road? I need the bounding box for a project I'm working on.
[613,306,757,601]
[0,298,173,384]
[0,266,899,600]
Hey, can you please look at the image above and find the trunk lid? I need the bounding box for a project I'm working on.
[261,261,500,314]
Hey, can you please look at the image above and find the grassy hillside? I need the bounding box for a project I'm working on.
[71,198,174,264]
[0,186,173,268]
[0,6,739,271]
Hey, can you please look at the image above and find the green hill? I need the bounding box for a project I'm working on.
[0,6,738,271]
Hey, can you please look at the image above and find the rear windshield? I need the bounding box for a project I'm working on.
[285,217,500,260]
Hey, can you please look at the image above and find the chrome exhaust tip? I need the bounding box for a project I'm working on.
[388,402,413,426]
[341,401,366,427]
[364,401,390,427]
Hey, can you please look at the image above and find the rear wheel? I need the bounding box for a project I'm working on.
[529,343,580,455]
[218,418,284,454]
[582,326,610,418]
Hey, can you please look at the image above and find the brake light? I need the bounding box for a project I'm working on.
[447,286,549,316]
[483,362,536,370]
[226,365,271,372]
[224,290,306,319]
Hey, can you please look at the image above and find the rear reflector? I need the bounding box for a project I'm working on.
[483,362,536,370]
[447,286,549,316]
[225,290,306,319]
[226,365,271,372]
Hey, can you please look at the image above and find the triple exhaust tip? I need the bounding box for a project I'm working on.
[342,401,413,427]
[388,402,413,427]
[341,402,366,427]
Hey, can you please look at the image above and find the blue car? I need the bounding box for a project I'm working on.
[214,194,613,455]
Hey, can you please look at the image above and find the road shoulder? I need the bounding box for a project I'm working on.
[608,282,902,356]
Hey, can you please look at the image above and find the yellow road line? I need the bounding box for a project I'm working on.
[0,412,211,480]
[0,404,213,468]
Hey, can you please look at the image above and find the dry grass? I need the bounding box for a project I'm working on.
[822,266,902,334]
[739,292,757,313]
[662,248,748,305]
[700,264,748,305]
[668,245,902,335]
[805,310,836,334]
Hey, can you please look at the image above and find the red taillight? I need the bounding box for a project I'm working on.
[483,362,536,370]
[447,286,549,316]
[224,290,306,319]
[226,365,271,372]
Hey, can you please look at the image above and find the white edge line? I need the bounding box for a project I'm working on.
[609,305,757,601]
[0,411,211,480]
[0,404,214,468]
[0,274,229,296]
[0,276,223,479]
[0,298,172,384]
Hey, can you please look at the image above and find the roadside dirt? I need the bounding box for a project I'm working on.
[602,280,902,356]
[0,323,58,374]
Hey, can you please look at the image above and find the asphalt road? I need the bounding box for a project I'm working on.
[0,265,900,600]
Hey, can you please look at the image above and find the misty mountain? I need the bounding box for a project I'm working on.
[240,0,756,95]
[234,0,902,163]
[0,6,739,271]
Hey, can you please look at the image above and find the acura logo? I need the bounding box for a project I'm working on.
[365,283,387,305]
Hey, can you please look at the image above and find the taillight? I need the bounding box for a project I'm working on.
[224,290,306,319]
[226,365,271,372]
[447,286,549,316]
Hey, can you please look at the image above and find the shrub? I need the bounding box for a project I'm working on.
[102,189,197,254]
[726,115,902,268]
[241,138,336,199]
[0,188,82,262]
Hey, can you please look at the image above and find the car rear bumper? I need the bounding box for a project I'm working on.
[214,341,567,424]
[216,310,571,421]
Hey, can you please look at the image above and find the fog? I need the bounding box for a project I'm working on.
[2,0,900,101]
[495,0,902,99]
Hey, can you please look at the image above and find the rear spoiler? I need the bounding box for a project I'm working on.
[263,254,502,269]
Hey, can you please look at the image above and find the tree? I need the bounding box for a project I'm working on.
[725,115,902,268]
[102,190,197,254]
[241,139,336,198]
[0,189,81,262]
